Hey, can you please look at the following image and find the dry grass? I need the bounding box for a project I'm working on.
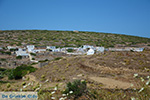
[0,51,150,99]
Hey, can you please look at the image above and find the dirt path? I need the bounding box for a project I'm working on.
[83,56,136,75]
[89,76,132,89]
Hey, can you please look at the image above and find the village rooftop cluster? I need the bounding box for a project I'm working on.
[0,45,144,63]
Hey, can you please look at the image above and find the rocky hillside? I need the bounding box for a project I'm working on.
[32,51,150,89]
[0,30,150,48]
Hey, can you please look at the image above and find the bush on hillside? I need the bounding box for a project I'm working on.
[8,69,14,80]
[0,51,11,55]
[16,56,22,59]
[63,80,87,98]
[0,74,4,79]
[5,51,11,55]
[8,65,37,80]
[30,53,36,56]
[0,68,7,79]
[54,57,62,61]
[67,49,74,52]
[10,48,18,52]
[0,68,6,71]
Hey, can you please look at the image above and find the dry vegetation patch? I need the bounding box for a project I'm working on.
[31,51,150,90]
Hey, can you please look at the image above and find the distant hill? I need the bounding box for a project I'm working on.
[0,30,150,48]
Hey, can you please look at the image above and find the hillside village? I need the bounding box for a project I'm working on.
[0,43,150,99]
[0,43,145,68]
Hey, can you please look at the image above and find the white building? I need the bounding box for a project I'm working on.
[96,47,105,53]
[66,47,75,50]
[66,52,83,55]
[133,48,144,52]
[46,46,56,50]
[87,49,95,55]
[108,48,126,51]
[52,48,61,52]
[18,48,26,51]
[27,45,35,52]
[90,46,96,51]
[61,48,67,53]
[7,46,17,50]
[33,49,46,53]
[77,47,86,54]
[83,45,94,50]
[108,47,144,52]
[16,51,29,57]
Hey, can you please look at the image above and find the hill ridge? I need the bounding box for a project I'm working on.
[0,30,150,48]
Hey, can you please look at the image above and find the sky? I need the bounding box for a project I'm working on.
[0,0,150,38]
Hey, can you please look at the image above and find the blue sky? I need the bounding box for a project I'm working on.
[0,0,150,38]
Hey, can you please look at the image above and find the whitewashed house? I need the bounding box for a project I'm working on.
[108,47,144,52]
[46,46,56,50]
[33,49,46,53]
[7,46,17,50]
[90,46,96,51]
[82,45,96,51]
[108,48,125,51]
[18,48,26,51]
[27,45,35,52]
[77,47,86,54]
[52,48,61,52]
[87,49,95,55]
[73,47,79,50]
[61,48,67,53]
[66,47,75,50]
[133,48,144,52]
[96,47,105,53]
[16,50,29,57]
[124,47,132,51]
[108,48,131,51]
[83,45,94,50]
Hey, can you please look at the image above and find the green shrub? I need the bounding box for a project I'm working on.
[7,83,11,88]
[16,56,22,59]
[39,59,48,62]
[30,53,36,56]
[47,49,52,51]
[22,82,26,86]
[5,51,11,55]
[8,70,14,80]
[0,68,6,71]
[10,48,18,52]
[63,80,87,98]
[41,75,45,79]
[31,63,38,65]
[0,74,4,79]
[8,65,37,80]
[32,58,35,60]
[54,57,62,61]
[67,49,74,52]
[0,51,11,55]
[2,47,6,50]
[13,69,22,79]
[0,58,6,61]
